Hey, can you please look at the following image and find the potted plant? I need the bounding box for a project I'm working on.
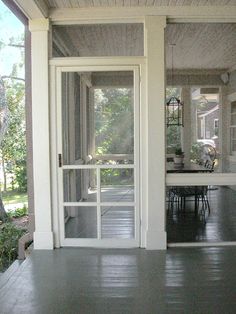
[174,147,184,164]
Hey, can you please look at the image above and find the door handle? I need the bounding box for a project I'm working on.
[58,154,62,167]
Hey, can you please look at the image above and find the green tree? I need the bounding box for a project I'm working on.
[166,87,182,153]
[95,88,134,155]
[0,78,26,192]
[0,27,26,193]
[94,88,134,184]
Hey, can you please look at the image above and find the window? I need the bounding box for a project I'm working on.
[214,119,219,137]
[200,119,205,138]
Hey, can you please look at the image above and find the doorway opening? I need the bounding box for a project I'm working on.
[57,67,140,247]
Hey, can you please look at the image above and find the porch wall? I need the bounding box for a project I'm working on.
[28,9,236,250]
[29,19,53,249]
[28,14,168,249]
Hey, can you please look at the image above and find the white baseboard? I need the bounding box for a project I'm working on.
[33,231,54,249]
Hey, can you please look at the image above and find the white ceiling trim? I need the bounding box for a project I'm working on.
[50,6,236,23]
[166,173,236,186]
[13,0,48,19]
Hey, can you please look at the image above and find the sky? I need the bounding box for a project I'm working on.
[0,0,24,78]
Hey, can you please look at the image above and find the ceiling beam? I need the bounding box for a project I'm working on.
[13,0,49,19]
[50,6,236,24]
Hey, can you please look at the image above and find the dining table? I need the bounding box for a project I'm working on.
[166,160,212,214]
[166,161,213,173]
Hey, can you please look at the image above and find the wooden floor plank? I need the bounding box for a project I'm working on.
[0,247,236,313]
[167,186,236,243]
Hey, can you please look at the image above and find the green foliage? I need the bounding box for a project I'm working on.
[7,204,27,218]
[166,87,181,99]
[175,147,184,156]
[166,87,182,153]
[14,159,27,192]
[0,27,26,192]
[2,191,27,204]
[166,125,181,154]
[0,79,27,192]
[101,168,133,186]
[95,88,134,155]
[94,88,134,184]
[0,222,25,271]
[190,142,203,163]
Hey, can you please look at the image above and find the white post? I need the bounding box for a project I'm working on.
[29,19,53,249]
[144,16,167,249]
[182,87,191,163]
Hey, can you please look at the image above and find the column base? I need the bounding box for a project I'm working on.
[33,231,54,249]
[146,229,167,250]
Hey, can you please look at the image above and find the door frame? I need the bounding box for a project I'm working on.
[50,58,146,248]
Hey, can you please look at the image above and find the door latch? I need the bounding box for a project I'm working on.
[58,154,62,167]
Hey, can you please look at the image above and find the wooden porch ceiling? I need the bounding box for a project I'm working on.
[12,0,236,71]
[13,0,236,20]
[45,0,236,8]
[52,22,236,70]
[165,23,236,70]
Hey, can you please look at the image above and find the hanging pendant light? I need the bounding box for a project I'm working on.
[166,44,184,127]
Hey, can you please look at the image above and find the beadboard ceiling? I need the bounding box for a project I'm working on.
[45,0,236,8]
[52,23,144,57]
[53,23,236,70]
[36,0,236,70]
[165,23,236,70]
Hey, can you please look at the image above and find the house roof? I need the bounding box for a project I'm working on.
[198,104,219,118]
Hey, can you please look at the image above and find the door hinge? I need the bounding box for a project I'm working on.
[58,154,62,167]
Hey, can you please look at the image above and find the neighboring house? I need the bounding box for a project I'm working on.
[198,104,219,139]
[4,0,236,251]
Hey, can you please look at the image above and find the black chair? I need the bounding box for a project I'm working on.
[169,185,210,219]
[205,160,215,172]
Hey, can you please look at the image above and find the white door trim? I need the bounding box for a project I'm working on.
[51,61,143,248]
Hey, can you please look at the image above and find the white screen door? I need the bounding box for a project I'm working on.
[57,66,140,247]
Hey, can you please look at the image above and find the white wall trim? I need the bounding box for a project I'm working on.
[145,16,167,250]
[29,18,49,32]
[30,19,53,250]
[49,6,236,24]
[50,65,60,248]
[13,0,48,19]
[50,61,144,249]
[33,231,54,250]
[166,173,236,186]
[168,242,236,248]
[50,57,146,67]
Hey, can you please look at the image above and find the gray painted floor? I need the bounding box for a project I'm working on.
[65,186,236,243]
[0,247,236,313]
[65,186,134,239]
[167,186,236,243]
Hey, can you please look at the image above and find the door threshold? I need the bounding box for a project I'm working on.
[168,241,236,248]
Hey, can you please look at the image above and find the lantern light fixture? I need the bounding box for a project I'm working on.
[166,44,184,127]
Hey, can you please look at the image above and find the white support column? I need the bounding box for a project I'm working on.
[221,86,228,172]
[29,19,53,249]
[144,16,167,250]
[182,87,191,163]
